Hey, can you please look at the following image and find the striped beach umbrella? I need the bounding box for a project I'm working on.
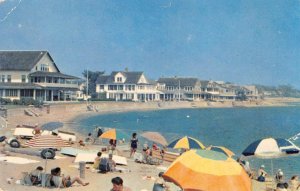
[207,145,235,157]
[163,149,251,191]
[24,135,71,148]
[242,137,300,158]
[167,136,205,150]
[99,128,130,141]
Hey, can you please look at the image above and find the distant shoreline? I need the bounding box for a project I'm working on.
[4,97,300,135]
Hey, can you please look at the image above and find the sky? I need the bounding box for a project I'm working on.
[0,0,300,88]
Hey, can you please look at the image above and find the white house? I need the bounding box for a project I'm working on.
[0,51,80,102]
[96,71,161,101]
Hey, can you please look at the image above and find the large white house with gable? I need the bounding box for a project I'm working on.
[96,71,161,101]
[0,51,80,102]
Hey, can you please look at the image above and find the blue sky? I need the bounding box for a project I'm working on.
[1,0,300,88]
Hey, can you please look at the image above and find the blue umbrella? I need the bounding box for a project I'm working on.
[242,137,300,158]
[167,136,205,150]
[41,122,64,131]
[242,137,300,177]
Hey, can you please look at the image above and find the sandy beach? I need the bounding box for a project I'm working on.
[1,98,300,191]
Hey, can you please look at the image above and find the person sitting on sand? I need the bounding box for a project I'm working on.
[237,157,253,178]
[108,153,116,172]
[79,140,85,147]
[275,169,284,183]
[290,175,300,191]
[276,182,289,191]
[93,152,102,169]
[257,165,268,182]
[152,172,170,191]
[30,166,43,185]
[111,177,131,191]
[152,143,159,150]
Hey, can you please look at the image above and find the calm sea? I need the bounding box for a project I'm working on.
[76,106,300,178]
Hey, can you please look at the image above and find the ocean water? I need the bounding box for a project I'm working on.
[76,106,300,178]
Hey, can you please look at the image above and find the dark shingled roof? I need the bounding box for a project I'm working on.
[96,75,110,84]
[0,51,59,72]
[96,71,148,84]
[157,77,199,88]
[29,71,80,79]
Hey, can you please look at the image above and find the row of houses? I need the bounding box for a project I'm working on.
[96,72,259,102]
[0,51,259,103]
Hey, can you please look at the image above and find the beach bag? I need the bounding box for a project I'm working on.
[99,158,110,173]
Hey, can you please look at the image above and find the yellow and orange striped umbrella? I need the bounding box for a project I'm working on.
[99,128,129,140]
[163,149,251,191]
[206,145,235,158]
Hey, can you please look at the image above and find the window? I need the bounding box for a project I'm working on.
[20,89,33,97]
[5,89,18,97]
[41,64,49,71]
[116,77,122,82]
[1,75,5,82]
[7,75,11,82]
[100,85,104,90]
[21,75,26,83]
[0,89,3,97]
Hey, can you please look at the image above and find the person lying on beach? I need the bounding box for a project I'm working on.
[61,175,89,188]
[30,166,43,185]
[111,177,131,191]
[152,172,170,191]
[50,167,89,187]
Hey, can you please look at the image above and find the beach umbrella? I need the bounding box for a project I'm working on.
[163,149,251,191]
[24,135,71,148]
[207,145,235,158]
[41,122,64,131]
[99,128,130,141]
[167,136,205,150]
[242,137,300,176]
[242,137,300,158]
[140,131,168,146]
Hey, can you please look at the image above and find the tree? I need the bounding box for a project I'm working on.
[82,70,105,96]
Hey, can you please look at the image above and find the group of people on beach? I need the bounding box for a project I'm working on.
[237,157,300,191]
[26,166,89,188]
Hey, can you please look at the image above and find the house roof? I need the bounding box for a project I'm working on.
[157,77,199,87]
[0,51,59,72]
[29,71,80,79]
[96,71,150,84]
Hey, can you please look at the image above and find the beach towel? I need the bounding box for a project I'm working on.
[0,156,39,164]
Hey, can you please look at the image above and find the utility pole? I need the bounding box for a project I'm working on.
[178,79,181,102]
[86,69,89,104]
